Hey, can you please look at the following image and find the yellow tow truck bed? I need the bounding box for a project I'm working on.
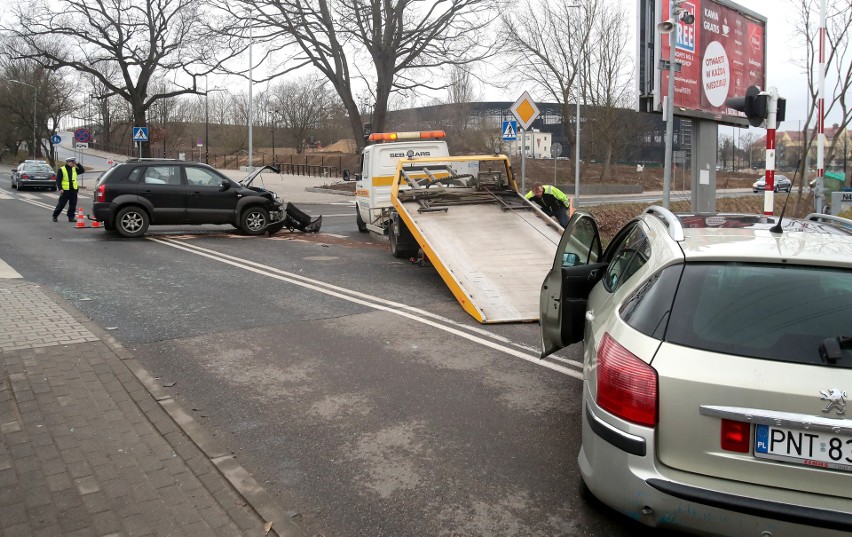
[391,155,563,323]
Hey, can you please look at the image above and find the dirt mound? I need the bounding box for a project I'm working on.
[321,139,357,153]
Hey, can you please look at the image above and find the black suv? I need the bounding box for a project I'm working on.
[92,160,286,238]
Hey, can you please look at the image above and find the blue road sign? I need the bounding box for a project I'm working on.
[501,120,518,141]
[51,134,61,145]
[74,128,90,143]
[133,127,149,142]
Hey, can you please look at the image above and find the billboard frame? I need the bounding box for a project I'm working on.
[636,0,768,128]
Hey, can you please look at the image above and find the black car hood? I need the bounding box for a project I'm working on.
[239,164,280,188]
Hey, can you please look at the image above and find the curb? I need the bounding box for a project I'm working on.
[305,186,354,196]
[34,283,306,537]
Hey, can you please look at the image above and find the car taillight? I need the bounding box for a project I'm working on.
[596,333,658,427]
[95,184,106,202]
[50,174,56,181]
[20,173,29,180]
[721,419,750,453]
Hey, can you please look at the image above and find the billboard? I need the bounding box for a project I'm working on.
[636,0,767,127]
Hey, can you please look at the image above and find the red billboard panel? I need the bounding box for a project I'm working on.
[656,0,766,125]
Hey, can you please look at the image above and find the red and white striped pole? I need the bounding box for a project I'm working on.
[815,0,827,212]
[763,88,779,215]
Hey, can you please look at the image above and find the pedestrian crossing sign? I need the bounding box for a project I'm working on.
[502,120,518,141]
[133,127,149,142]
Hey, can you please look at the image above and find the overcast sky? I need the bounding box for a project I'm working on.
[481,0,845,135]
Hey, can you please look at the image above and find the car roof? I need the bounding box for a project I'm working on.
[644,210,852,268]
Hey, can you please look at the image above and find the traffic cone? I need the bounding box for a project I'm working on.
[90,215,102,228]
[75,208,87,228]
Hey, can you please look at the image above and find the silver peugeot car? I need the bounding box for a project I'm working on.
[540,206,852,536]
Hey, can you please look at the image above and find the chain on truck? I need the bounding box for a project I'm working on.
[352,130,565,324]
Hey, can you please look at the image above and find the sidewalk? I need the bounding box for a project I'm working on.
[0,274,306,537]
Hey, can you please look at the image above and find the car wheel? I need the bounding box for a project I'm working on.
[240,206,269,235]
[356,206,367,233]
[115,206,149,238]
[389,216,417,259]
[11,180,16,189]
[51,186,57,191]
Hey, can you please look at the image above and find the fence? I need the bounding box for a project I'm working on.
[89,142,360,179]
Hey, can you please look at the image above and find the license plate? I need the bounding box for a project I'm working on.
[755,424,852,472]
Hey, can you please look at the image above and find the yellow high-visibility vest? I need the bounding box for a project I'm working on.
[59,166,78,190]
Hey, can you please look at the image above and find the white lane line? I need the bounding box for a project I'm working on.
[0,257,22,279]
[150,238,582,379]
[320,214,355,218]
[19,193,41,200]
[0,192,13,200]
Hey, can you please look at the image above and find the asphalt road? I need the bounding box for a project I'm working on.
[0,171,684,536]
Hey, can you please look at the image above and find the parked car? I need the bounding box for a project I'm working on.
[753,174,792,192]
[92,160,289,238]
[540,207,852,536]
[11,160,57,191]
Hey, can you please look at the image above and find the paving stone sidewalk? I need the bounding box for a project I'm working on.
[0,280,305,537]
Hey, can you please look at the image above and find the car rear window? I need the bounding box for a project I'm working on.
[25,164,53,172]
[664,263,852,367]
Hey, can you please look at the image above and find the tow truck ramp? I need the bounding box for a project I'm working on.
[391,156,563,324]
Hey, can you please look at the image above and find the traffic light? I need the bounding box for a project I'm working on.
[726,85,766,127]
[726,85,786,127]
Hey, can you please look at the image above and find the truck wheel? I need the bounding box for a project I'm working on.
[389,217,417,259]
[356,206,367,233]
[116,206,149,238]
[241,206,269,235]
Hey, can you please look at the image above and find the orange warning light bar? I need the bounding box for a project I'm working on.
[368,130,446,142]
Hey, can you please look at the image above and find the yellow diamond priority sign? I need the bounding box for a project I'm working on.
[510,91,540,131]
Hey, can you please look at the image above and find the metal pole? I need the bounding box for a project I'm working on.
[662,0,676,209]
[248,22,254,171]
[520,129,526,194]
[575,93,580,206]
[205,79,209,165]
[815,0,827,213]
[32,90,37,159]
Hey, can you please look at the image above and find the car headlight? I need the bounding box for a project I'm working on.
[752,182,759,188]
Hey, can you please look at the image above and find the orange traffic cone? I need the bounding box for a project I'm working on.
[75,208,87,228]
[90,215,102,228]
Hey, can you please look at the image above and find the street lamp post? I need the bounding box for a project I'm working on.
[566,4,582,206]
[10,80,38,159]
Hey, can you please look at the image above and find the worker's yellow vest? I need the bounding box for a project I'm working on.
[59,167,78,190]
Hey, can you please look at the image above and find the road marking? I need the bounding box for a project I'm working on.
[0,192,13,200]
[150,238,582,379]
[320,214,355,218]
[0,257,22,279]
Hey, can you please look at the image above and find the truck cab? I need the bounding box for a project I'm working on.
[355,130,450,234]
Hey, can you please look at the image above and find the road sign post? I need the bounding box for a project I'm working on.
[510,92,540,195]
[551,142,562,184]
[133,127,149,158]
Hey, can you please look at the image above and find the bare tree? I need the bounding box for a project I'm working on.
[3,0,224,157]
[209,0,500,153]
[582,1,633,178]
[0,41,76,162]
[270,77,333,153]
[500,0,599,154]
[790,0,852,183]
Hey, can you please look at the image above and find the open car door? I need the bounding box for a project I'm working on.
[539,212,606,358]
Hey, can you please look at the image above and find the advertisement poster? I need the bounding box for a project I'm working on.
[660,0,766,120]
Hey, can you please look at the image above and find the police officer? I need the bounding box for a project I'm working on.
[52,157,85,222]
[525,182,571,227]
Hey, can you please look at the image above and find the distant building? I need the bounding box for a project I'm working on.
[385,101,690,166]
